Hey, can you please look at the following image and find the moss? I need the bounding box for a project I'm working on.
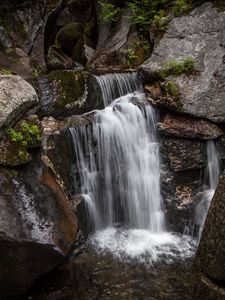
[48,70,86,108]
[164,80,180,97]
[0,142,31,166]
[0,68,12,75]
[159,56,197,79]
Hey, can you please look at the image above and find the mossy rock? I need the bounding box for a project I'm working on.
[0,140,31,166]
[47,70,87,116]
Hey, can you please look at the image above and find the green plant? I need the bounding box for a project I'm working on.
[0,68,11,75]
[98,1,121,22]
[165,80,180,96]
[152,10,168,31]
[172,0,191,16]
[162,56,197,77]
[127,48,138,66]
[7,121,41,147]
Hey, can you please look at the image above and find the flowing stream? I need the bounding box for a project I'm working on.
[69,73,194,263]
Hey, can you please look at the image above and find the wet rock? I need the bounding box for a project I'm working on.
[139,3,225,122]
[158,113,223,140]
[0,75,38,138]
[0,164,78,296]
[161,138,205,172]
[36,71,104,118]
[194,275,225,300]
[195,170,225,280]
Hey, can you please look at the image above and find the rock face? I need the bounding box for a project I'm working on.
[158,113,223,140]
[139,2,225,122]
[0,75,38,137]
[0,163,78,295]
[195,170,225,280]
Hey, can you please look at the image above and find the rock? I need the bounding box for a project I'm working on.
[0,75,38,138]
[0,164,78,296]
[36,71,104,118]
[46,46,74,71]
[161,138,205,172]
[194,275,225,300]
[0,26,13,49]
[89,10,150,70]
[139,3,225,122]
[158,113,223,140]
[195,170,225,280]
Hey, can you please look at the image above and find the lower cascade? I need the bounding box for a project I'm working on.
[70,73,194,262]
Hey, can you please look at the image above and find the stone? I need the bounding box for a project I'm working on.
[0,164,78,296]
[0,26,13,49]
[46,46,74,71]
[195,170,225,280]
[36,70,104,118]
[0,75,38,137]
[162,138,205,172]
[158,113,223,140]
[139,3,225,122]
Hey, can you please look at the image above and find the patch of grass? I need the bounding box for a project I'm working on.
[152,10,169,31]
[127,48,138,66]
[172,0,191,16]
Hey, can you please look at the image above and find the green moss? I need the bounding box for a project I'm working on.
[173,0,191,16]
[160,56,197,78]
[0,68,11,75]
[152,10,168,31]
[164,80,180,97]
[48,70,86,108]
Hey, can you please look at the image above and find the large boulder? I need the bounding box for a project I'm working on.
[0,75,38,137]
[0,163,78,296]
[195,170,225,280]
[139,2,225,122]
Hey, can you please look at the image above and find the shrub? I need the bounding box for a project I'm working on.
[127,48,138,66]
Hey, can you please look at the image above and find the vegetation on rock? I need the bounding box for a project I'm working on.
[160,56,197,78]
[164,80,180,97]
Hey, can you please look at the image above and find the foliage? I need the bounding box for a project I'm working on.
[172,0,191,16]
[161,56,197,77]
[98,1,121,22]
[0,68,11,75]
[152,10,168,31]
[164,80,180,97]
[7,121,41,147]
[127,48,138,66]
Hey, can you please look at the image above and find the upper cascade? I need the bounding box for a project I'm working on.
[94,72,143,106]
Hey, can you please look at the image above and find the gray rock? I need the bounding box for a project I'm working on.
[0,75,38,137]
[195,170,225,280]
[139,2,225,122]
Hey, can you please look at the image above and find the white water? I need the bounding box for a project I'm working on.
[70,73,195,262]
[194,140,219,241]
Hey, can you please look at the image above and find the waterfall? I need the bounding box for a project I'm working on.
[69,72,194,262]
[194,140,219,241]
[94,72,142,106]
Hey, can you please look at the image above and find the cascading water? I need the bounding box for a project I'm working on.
[70,73,194,262]
[194,140,219,241]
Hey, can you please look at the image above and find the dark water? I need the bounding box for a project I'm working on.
[22,245,197,300]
